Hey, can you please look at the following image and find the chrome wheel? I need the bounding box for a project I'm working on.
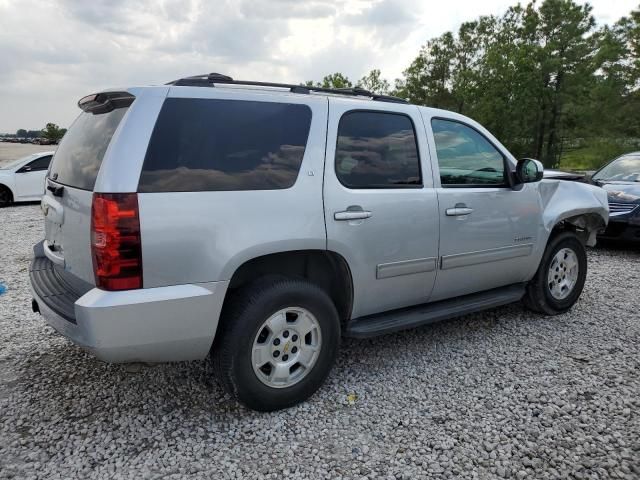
[252,307,322,389]
[547,247,579,300]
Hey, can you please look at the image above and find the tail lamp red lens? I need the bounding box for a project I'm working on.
[91,193,142,290]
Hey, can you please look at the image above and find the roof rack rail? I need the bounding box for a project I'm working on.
[166,73,409,104]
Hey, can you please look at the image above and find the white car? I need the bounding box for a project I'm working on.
[0,151,54,207]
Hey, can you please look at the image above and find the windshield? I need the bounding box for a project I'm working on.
[593,155,640,182]
[0,154,35,170]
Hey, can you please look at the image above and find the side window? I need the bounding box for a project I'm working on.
[335,111,421,189]
[139,98,312,192]
[26,155,52,171]
[431,119,506,187]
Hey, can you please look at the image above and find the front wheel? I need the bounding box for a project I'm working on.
[0,186,12,208]
[213,278,340,411]
[523,231,587,315]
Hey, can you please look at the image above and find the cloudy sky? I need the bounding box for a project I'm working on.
[0,0,637,133]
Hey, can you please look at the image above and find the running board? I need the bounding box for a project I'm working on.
[345,283,526,338]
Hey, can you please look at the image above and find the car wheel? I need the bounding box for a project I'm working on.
[213,277,340,411]
[523,231,587,315]
[0,186,12,207]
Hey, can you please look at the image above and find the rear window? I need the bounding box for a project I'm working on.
[138,98,312,192]
[49,108,128,190]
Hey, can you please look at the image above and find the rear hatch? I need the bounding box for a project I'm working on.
[42,92,133,285]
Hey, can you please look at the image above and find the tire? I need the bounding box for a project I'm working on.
[523,231,587,315]
[0,186,12,208]
[213,277,340,411]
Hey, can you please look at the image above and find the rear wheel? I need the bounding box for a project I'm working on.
[213,277,340,411]
[523,231,587,315]
[0,186,12,207]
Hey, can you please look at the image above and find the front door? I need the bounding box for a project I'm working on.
[424,115,541,301]
[15,155,51,199]
[324,99,440,319]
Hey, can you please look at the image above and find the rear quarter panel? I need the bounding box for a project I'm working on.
[136,88,329,287]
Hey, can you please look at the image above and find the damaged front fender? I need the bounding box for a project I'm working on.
[538,180,609,246]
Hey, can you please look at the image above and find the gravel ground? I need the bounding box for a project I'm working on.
[0,204,638,480]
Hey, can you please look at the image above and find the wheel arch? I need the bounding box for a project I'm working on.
[223,249,354,325]
[548,212,607,246]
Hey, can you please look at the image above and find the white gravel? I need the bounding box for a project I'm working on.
[1,204,639,479]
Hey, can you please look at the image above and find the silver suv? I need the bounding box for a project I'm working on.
[30,73,608,411]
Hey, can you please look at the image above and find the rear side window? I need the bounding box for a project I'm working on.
[335,111,421,189]
[49,108,128,190]
[139,98,312,192]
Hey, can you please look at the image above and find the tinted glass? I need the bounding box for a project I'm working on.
[432,119,506,186]
[592,155,640,182]
[27,155,52,170]
[335,111,421,188]
[139,98,312,192]
[49,108,128,190]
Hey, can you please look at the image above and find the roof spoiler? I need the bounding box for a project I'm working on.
[78,91,135,114]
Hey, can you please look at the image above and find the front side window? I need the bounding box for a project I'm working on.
[431,119,506,187]
[335,111,421,189]
[26,155,52,171]
[139,98,312,192]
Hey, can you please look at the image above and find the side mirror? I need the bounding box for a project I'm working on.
[515,158,544,184]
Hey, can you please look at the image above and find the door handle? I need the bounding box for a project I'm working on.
[445,203,473,216]
[334,210,372,221]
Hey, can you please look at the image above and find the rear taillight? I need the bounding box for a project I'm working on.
[91,193,142,291]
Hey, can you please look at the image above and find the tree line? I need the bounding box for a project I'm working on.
[306,0,640,169]
[10,123,67,143]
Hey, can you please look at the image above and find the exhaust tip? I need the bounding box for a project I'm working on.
[31,299,40,314]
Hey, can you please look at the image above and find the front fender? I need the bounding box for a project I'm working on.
[538,180,609,246]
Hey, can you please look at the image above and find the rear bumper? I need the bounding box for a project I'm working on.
[30,243,229,363]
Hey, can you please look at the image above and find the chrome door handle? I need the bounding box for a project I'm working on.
[445,204,474,216]
[334,210,372,221]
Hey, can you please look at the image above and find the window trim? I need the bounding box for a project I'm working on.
[335,109,423,190]
[430,116,513,189]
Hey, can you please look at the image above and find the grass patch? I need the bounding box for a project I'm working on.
[560,139,640,171]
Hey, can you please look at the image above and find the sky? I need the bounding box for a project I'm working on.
[0,0,637,133]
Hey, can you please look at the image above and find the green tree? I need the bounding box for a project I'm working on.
[42,123,66,143]
[16,129,27,137]
[357,69,390,94]
[303,73,353,89]
[319,73,353,89]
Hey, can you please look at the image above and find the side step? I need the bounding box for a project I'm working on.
[345,283,526,338]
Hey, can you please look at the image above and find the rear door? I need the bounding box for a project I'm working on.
[43,101,131,284]
[324,99,439,318]
[14,154,51,199]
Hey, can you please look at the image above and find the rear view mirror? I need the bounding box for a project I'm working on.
[515,158,544,184]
